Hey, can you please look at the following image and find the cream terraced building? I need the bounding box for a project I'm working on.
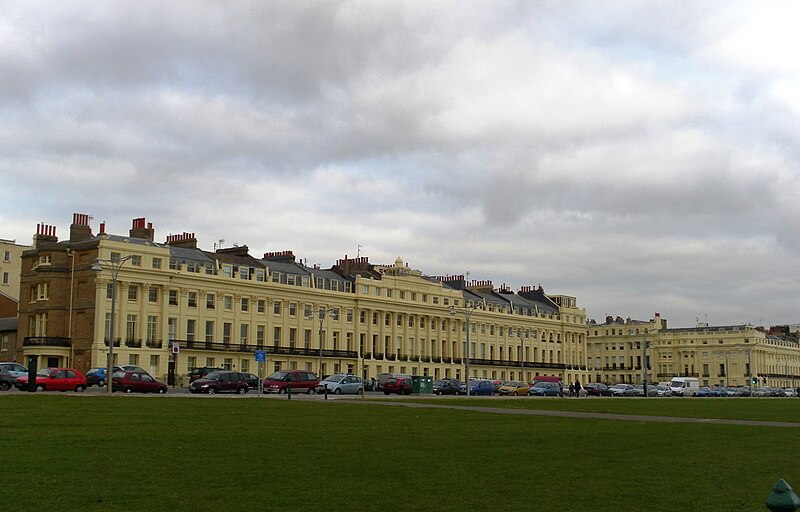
[587,314,800,388]
[15,214,589,386]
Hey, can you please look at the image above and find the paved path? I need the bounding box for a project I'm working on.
[338,399,800,428]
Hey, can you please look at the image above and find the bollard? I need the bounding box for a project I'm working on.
[766,480,800,512]
[287,385,292,400]
[324,384,328,400]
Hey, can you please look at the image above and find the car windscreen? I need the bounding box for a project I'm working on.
[323,375,343,383]
[37,368,54,376]
[204,372,223,380]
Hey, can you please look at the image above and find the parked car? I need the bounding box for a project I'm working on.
[633,385,658,397]
[469,380,495,396]
[528,381,561,396]
[584,383,611,396]
[316,374,363,394]
[85,366,123,387]
[242,373,260,390]
[609,383,637,397]
[189,371,249,394]
[0,368,16,391]
[119,365,148,374]
[262,370,319,394]
[491,379,504,393]
[15,368,87,392]
[656,385,672,397]
[383,376,413,395]
[0,362,28,379]
[432,379,462,395]
[498,381,529,396]
[189,366,224,383]
[112,371,168,394]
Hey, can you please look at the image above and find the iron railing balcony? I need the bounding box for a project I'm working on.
[24,336,71,347]
[103,338,121,347]
[146,340,163,349]
[125,338,142,348]
[174,339,358,358]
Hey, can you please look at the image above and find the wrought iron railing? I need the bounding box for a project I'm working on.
[23,336,71,347]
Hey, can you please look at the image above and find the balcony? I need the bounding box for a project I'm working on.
[103,338,121,347]
[432,356,442,363]
[23,336,71,347]
[125,338,142,348]
[173,339,358,359]
[386,354,397,361]
[410,355,419,362]
[442,357,452,364]
[470,357,566,370]
[374,353,384,360]
[146,340,163,349]
[421,356,431,363]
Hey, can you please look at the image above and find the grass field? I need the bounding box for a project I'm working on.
[403,396,800,423]
[1,395,797,511]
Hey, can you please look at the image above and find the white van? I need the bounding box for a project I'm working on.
[669,377,700,397]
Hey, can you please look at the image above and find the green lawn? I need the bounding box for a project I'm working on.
[398,396,800,423]
[1,395,797,511]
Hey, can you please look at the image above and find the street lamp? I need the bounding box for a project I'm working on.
[92,254,133,396]
[306,305,338,378]
[715,350,730,388]
[449,301,482,397]
[642,329,650,397]
[516,328,536,382]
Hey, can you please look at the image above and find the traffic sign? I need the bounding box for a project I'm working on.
[172,345,180,354]
[255,350,266,362]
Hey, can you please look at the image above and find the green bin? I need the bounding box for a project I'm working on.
[412,375,433,394]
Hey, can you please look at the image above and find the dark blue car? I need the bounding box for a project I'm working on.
[469,380,494,396]
[528,382,561,396]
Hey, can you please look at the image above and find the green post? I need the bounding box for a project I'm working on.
[766,480,800,512]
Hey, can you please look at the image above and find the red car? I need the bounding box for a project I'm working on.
[112,371,168,394]
[382,376,413,395]
[15,367,87,392]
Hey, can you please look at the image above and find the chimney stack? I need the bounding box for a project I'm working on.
[69,212,93,243]
[129,217,155,241]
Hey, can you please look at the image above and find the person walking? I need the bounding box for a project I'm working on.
[574,379,582,398]
[568,382,575,397]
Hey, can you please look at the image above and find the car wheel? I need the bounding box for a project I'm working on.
[307,387,315,394]
[124,386,134,393]
[238,387,247,394]
[36,384,46,392]
[98,379,105,387]
[0,382,10,391]
[207,387,216,395]
[158,387,167,394]
[384,391,390,395]
[334,388,342,395]
[75,385,86,392]
[278,388,286,394]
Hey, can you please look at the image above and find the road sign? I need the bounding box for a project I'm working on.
[255,350,266,362]
[172,345,180,354]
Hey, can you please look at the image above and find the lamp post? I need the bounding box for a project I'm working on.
[516,328,536,382]
[715,350,730,388]
[450,301,482,397]
[306,305,338,378]
[642,329,650,398]
[92,254,133,396]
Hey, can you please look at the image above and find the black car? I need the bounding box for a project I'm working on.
[0,368,16,391]
[189,371,249,394]
[432,379,462,395]
[242,373,260,390]
[189,366,224,383]
[584,383,612,396]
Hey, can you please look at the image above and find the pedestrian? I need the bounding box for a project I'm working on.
[574,379,582,398]
[370,377,376,392]
[568,382,575,397]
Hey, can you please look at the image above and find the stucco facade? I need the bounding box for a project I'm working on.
[15,213,589,386]
[587,314,800,388]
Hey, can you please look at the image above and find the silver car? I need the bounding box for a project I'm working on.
[316,374,363,395]
[609,383,637,397]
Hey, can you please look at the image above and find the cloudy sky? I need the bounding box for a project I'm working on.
[2,1,799,328]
